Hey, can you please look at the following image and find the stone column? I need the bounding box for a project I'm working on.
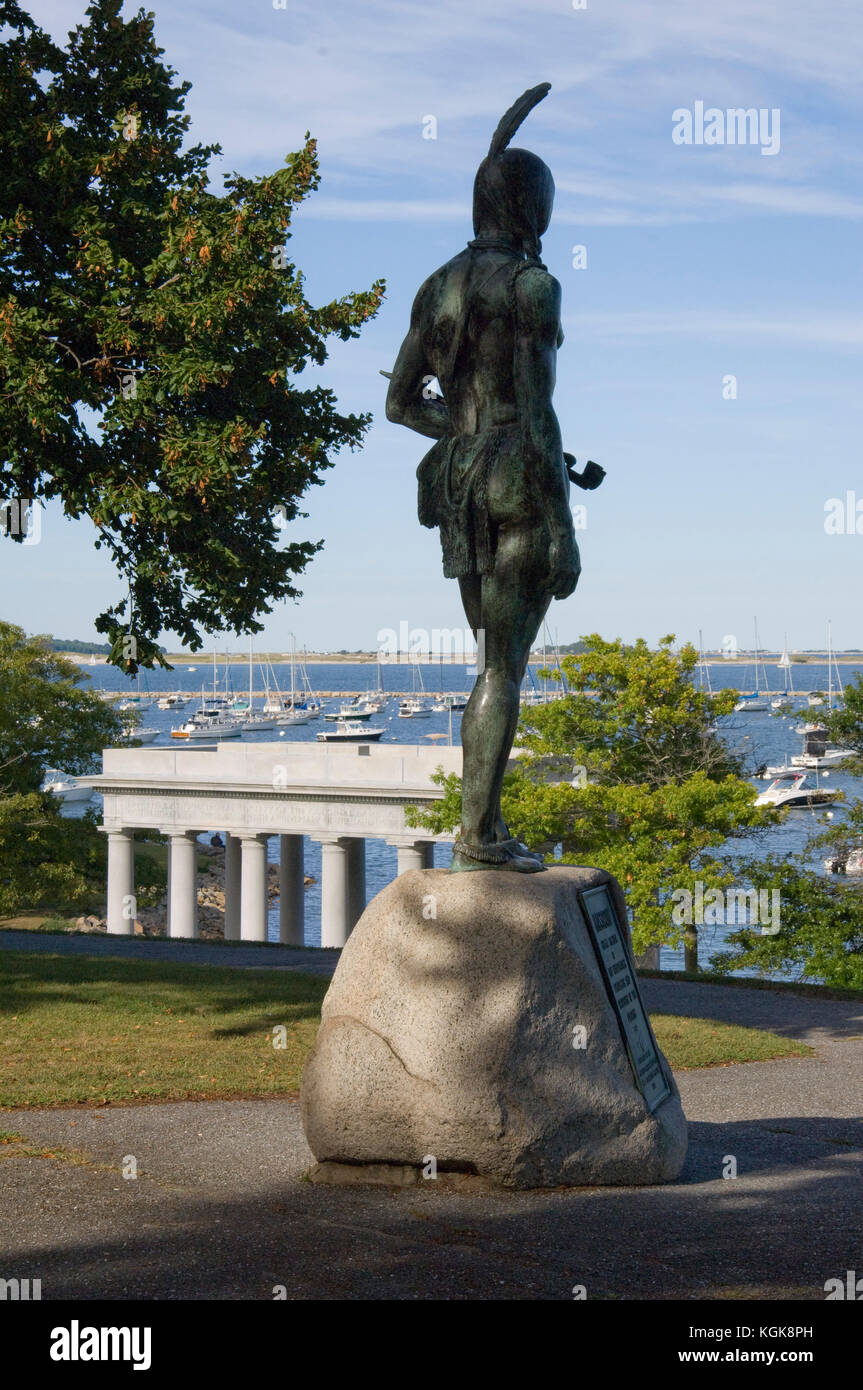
[316,837,351,948]
[105,828,135,936]
[239,833,270,943]
[279,834,304,946]
[224,833,241,941]
[388,839,426,876]
[346,837,366,931]
[168,831,199,939]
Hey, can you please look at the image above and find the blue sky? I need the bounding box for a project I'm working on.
[2,0,863,654]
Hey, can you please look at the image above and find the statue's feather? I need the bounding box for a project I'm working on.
[487,82,551,159]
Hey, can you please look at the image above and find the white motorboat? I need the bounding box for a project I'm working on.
[354,698,386,715]
[157,693,190,710]
[761,759,794,778]
[41,771,93,803]
[123,726,159,744]
[317,720,384,742]
[433,693,467,713]
[325,703,373,721]
[755,771,839,810]
[171,716,241,740]
[398,699,431,718]
[790,748,851,770]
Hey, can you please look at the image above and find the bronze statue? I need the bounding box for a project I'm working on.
[386,83,604,872]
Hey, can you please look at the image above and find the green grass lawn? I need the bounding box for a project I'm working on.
[0,951,812,1109]
[0,951,327,1108]
[650,1014,812,1069]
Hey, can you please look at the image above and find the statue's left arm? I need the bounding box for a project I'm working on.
[385,288,449,440]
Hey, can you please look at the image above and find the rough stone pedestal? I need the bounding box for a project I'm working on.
[300,866,687,1188]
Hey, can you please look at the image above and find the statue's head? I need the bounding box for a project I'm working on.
[472,83,554,260]
[472,146,554,259]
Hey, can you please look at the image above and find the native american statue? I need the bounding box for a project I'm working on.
[386,83,604,872]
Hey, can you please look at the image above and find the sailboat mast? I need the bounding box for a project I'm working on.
[753,619,763,695]
[827,620,833,710]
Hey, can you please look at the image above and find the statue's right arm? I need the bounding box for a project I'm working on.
[385,289,449,440]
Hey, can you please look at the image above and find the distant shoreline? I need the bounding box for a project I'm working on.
[66,651,863,667]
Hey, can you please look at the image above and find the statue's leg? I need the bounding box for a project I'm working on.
[454,524,551,870]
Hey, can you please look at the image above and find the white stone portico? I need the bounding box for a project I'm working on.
[85,741,462,947]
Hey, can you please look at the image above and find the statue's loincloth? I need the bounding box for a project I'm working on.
[417,423,519,578]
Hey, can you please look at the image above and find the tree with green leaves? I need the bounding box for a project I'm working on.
[0,618,162,917]
[709,854,863,990]
[411,635,772,963]
[0,0,383,669]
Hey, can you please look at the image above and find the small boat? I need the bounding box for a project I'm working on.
[790,748,852,770]
[317,720,384,742]
[755,771,840,810]
[773,637,795,708]
[734,693,769,712]
[274,709,309,727]
[123,726,159,744]
[761,759,794,778]
[734,620,770,710]
[325,703,373,721]
[41,771,93,803]
[398,699,431,718]
[432,693,467,713]
[235,712,279,732]
[354,698,386,715]
[171,716,241,740]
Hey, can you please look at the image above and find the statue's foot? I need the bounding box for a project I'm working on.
[492,821,545,867]
[450,839,546,874]
[497,836,544,866]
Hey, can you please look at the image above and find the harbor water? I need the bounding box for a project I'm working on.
[70,659,863,970]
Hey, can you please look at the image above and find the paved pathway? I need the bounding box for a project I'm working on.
[1,951,860,1300]
[0,928,341,976]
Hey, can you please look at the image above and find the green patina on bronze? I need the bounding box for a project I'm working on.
[386,83,605,872]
